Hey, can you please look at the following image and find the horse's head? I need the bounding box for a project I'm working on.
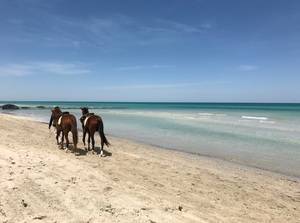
[81,107,89,115]
[49,106,62,129]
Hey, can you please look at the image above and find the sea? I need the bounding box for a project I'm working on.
[1,101,299,177]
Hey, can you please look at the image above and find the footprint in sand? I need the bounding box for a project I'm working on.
[21,199,28,208]
[103,186,113,192]
[0,207,6,217]
[100,204,116,215]
[153,183,164,188]
[68,177,77,184]
[33,215,47,220]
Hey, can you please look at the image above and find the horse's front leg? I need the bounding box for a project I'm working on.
[83,129,86,147]
[56,129,61,145]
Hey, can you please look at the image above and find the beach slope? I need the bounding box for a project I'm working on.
[0,114,299,223]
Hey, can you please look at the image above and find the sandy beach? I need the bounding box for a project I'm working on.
[0,114,299,223]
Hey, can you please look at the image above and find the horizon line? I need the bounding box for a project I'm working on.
[1,100,300,104]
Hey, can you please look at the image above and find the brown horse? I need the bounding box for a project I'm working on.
[80,107,109,156]
[49,106,78,151]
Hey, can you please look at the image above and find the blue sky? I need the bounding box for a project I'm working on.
[0,0,300,102]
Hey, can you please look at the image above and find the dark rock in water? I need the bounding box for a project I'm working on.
[2,104,20,110]
[36,106,46,109]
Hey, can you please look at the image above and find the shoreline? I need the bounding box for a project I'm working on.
[2,112,300,180]
[108,134,300,181]
[0,113,299,222]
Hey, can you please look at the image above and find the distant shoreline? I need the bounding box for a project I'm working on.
[1,100,300,105]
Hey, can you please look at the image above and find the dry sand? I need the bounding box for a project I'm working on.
[0,114,299,223]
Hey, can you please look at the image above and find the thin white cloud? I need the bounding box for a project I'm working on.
[0,62,91,77]
[0,64,33,77]
[200,23,213,29]
[101,81,229,90]
[151,19,213,34]
[168,21,202,33]
[4,10,213,48]
[116,64,175,71]
[238,65,258,71]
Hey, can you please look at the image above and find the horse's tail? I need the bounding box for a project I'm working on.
[98,119,110,147]
[71,116,78,149]
[72,128,78,148]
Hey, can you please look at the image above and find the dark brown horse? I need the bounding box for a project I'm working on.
[49,106,78,151]
[80,107,109,156]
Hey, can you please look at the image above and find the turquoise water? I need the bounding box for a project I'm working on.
[1,101,300,177]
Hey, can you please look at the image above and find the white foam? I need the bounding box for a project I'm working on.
[241,116,268,121]
[198,113,214,116]
[184,116,196,120]
[259,120,275,124]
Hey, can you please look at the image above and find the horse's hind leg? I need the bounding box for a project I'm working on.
[87,132,91,151]
[63,131,70,152]
[72,130,77,151]
[65,132,69,149]
[83,129,86,147]
[60,132,64,150]
[99,131,104,157]
[91,132,95,151]
[56,130,61,145]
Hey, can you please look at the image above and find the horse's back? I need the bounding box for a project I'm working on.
[61,114,77,129]
[85,115,102,131]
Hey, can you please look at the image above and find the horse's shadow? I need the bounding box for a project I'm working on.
[74,146,112,157]
[93,147,112,157]
[74,147,88,156]
[59,143,112,157]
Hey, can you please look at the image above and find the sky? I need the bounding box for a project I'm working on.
[0,0,300,102]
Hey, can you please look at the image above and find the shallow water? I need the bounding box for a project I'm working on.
[1,101,300,177]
